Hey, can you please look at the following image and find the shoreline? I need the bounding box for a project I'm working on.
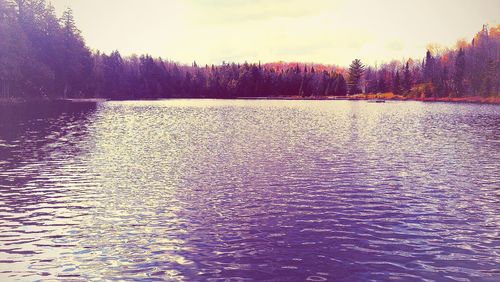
[237,93,500,104]
[236,96,500,104]
[1,95,499,105]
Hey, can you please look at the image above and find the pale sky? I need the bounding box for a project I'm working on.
[50,0,499,67]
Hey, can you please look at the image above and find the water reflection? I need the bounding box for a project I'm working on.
[0,101,98,279]
[0,100,499,281]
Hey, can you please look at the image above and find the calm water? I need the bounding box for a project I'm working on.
[0,100,499,281]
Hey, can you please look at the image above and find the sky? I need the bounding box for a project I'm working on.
[50,0,499,67]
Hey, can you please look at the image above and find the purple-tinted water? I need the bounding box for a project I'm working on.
[0,100,499,281]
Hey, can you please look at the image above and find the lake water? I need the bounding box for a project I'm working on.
[0,100,499,281]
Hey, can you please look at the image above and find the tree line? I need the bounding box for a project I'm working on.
[1,0,499,100]
[353,25,499,98]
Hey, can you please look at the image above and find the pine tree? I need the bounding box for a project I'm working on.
[61,7,79,37]
[423,50,434,83]
[403,62,412,94]
[58,7,90,98]
[393,71,402,95]
[480,59,495,97]
[453,48,465,97]
[377,75,387,93]
[335,74,347,96]
[347,59,364,95]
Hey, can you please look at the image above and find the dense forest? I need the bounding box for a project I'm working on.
[1,0,499,100]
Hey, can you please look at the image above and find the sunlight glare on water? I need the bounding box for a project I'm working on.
[0,100,499,281]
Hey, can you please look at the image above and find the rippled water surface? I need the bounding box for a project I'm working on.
[0,100,499,281]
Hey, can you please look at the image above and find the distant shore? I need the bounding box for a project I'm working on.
[239,93,500,104]
[0,98,107,105]
[1,95,499,105]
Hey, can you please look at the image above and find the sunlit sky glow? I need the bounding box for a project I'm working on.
[50,0,499,66]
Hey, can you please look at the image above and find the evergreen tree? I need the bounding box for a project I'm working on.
[423,50,434,83]
[58,7,91,97]
[377,75,387,93]
[393,71,402,95]
[453,48,465,97]
[0,0,24,97]
[480,59,495,97]
[335,74,347,96]
[403,62,412,94]
[347,59,364,95]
